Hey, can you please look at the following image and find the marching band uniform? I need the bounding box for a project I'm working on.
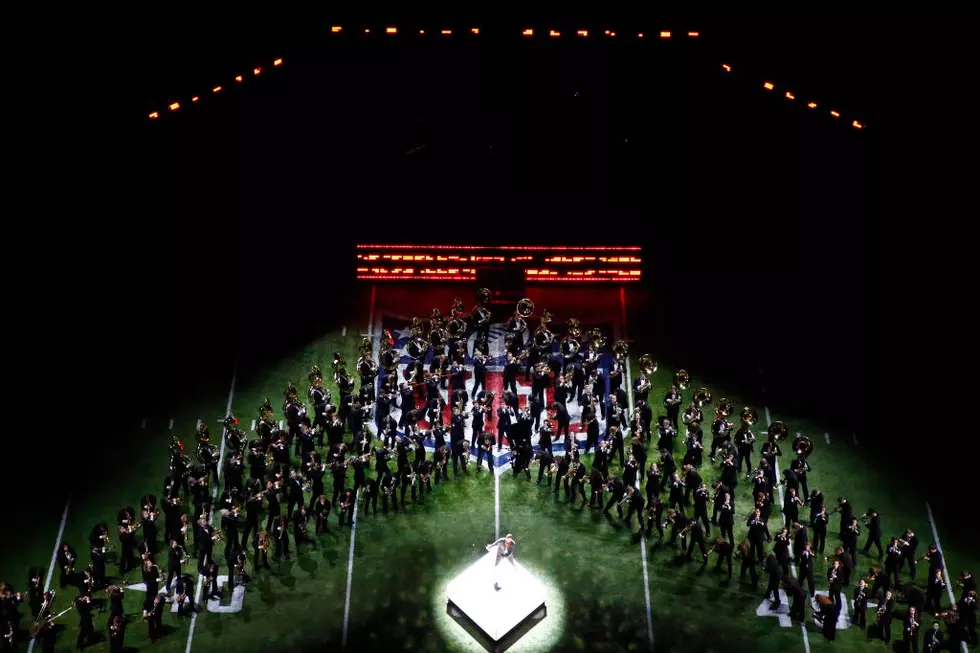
[853,580,868,628]
[861,509,884,559]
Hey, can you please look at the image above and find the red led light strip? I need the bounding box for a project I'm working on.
[356,244,641,251]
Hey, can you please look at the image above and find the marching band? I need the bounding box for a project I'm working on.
[1,287,976,652]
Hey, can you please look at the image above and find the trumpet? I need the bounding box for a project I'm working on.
[618,493,631,507]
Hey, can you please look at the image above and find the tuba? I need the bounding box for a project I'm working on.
[740,407,758,425]
[694,387,712,407]
[447,316,468,339]
[638,354,658,376]
[586,326,607,349]
[566,318,582,339]
[612,340,629,362]
[472,305,491,329]
[716,398,735,418]
[674,369,690,390]
[792,435,813,458]
[380,329,395,351]
[409,317,425,337]
[428,327,449,349]
[476,287,492,307]
[516,298,534,318]
[358,337,372,358]
[559,335,581,359]
[357,356,379,378]
[767,420,789,442]
[406,336,428,360]
[308,364,322,384]
[540,308,553,326]
[380,348,399,373]
[534,326,554,350]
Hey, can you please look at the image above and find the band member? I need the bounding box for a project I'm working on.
[174,573,195,615]
[812,504,829,552]
[312,494,332,534]
[566,459,588,505]
[923,621,943,652]
[877,590,896,644]
[842,517,861,562]
[536,448,555,486]
[683,428,704,468]
[203,561,219,600]
[737,540,758,586]
[666,472,685,513]
[860,508,883,559]
[146,592,165,642]
[57,544,76,589]
[272,514,290,561]
[108,614,126,653]
[830,495,854,538]
[901,529,920,580]
[623,485,645,533]
[925,567,945,612]
[692,482,711,535]
[662,384,680,427]
[452,439,469,478]
[657,418,677,457]
[338,488,356,527]
[196,517,216,575]
[718,495,735,544]
[644,496,666,541]
[783,575,807,622]
[853,579,869,629]
[828,559,843,608]
[733,422,755,476]
[554,455,571,497]
[496,403,513,451]
[814,594,841,641]
[584,414,600,455]
[773,528,792,577]
[711,537,733,579]
[603,475,626,516]
[764,553,784,609]
[885,536,905,588]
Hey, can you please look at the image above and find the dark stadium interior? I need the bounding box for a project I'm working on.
[4,5,978,651]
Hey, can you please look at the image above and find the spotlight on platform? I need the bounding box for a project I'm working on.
[446,551,548,645]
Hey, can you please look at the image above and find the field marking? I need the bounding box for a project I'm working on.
[26,498,71,653]
[824,432,831,444]
[621,286,654,653]
[196,419,201,430]
[341,488,361,650]
[925,501,969,653]
[251,419,256,431]
[494,466,501,540]
[342,325,347,337]
[185,371,236,653]
[169,418,174,430]
[852,433,858,445]
[759,362,811,653]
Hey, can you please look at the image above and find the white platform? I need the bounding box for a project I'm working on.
[446,551,548,643]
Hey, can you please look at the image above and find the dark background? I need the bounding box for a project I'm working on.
[4,7,975,521]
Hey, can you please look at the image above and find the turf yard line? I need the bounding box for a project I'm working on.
[26,498,71,653]
[184,371,236,653]
[760,365,811,653]
[621,286,654,652]
[925,501,969,653]
[341,488,361,650]
[495,465,500,539]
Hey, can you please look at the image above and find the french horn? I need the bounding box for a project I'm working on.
[534,326,555,350]
[380,348,399,373]
[559,335,581,358]
[406,336,428,360]
[447,316,468,338]
[428,327,449,349]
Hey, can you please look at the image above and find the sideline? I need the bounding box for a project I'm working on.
[26,499,72,653]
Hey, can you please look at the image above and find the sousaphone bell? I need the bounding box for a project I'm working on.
[693,387,712,407]
[612,340,629,362]
[767,420,789,442]
[792,434,814,458]
[740,407,758,425]
[674,369,690,390]
[638,354,658,376]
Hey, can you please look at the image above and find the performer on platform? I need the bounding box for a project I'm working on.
[485,534,516,591]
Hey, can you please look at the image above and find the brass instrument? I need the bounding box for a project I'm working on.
[472,305,491,329]
[428,327,449,349]
[638,354,658,376]
[586,327,606,349]
[693,387,712,408]
[447,316,468,338]
[674,369,690,389]
[716,398,735,417]
[308,364,323,384]
[767,420,789,442]
[740,407,758,425]
[516,298,535,318]
[533,326,554,350]
[559,335,580,358]
[792,435,813,458]
[612,340,629,362]
[29,606,73,638]
[357,355,379,378]
[618,493,631,507]
[380,328,396,350]
[405,335,428,359]
[380,348,399,372]
[565,317,582,338]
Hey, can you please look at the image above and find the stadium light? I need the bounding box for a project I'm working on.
[274,58,282,66]
[331,26,342,33]
[852,120,864,129]
[441,29,451,35]
[577,30,588,37]
[785,92,795,100]
[471,28,479,34]
[830,110,840,118]
[763,82,774,90]
[235,75,243,82]
[522,29,533,36]
[638,33,644,38]
[549,30,560,37]
[807,102,817,109]
[660,31,671,38]
[419,30,425,34]
[386,27,397,34]
[213,86,222,93]
[253,67,261,75]
[688,31,699,37]
[169,102,180,111]
[191,96,199,102]
[148,111,159,119]
[722,64,732,72]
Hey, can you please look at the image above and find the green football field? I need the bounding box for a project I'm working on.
[2,285,977,653]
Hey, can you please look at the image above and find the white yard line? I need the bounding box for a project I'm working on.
[26,499,72,653]
[760,364,811,653]
[342,325,347,337]
[824,432,831,445]
[852,433,858,446]
[925,501,969,653]
[342,288,376,651]
[495,469,501,540]
[185,371,236,653]
[342,488,361,650]
[169,418,175,431]
[621,286,653,652]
